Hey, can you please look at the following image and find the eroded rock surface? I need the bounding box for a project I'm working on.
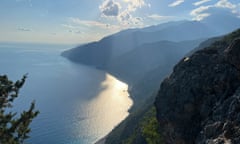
[155,30,240,144]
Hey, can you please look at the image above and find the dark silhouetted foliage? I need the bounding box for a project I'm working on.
[0,75,39,144]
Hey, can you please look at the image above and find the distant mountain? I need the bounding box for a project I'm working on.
[139,20,189,32]
[155,29,240,144]
[202,9,240,35]
[133,21,217,43]
[62,14,240,69]
[62,20,218,68]
[107,39,203,84]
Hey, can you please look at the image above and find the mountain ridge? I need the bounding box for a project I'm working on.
[61,20,217,67]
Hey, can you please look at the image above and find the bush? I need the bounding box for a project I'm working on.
[0,75,39,144]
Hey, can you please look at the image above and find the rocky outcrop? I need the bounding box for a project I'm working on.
[225,38,240,70]
[155,29,240,144]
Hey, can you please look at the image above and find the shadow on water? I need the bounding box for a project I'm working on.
[0,43,132,144]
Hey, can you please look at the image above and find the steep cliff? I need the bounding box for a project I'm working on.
[155,29,240,144]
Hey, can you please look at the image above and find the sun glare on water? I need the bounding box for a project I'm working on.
[79,74,133,143]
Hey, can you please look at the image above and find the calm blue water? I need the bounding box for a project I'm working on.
[0,43,131,144]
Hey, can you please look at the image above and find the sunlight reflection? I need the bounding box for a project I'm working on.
[81,74,133,143]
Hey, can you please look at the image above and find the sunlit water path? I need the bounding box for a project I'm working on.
[0,43,133,144]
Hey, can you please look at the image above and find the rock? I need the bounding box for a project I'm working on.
[204,122,223,138]
[155,29,240,144]
[225,38,240,70]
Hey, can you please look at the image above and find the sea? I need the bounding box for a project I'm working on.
[0,43,133,144]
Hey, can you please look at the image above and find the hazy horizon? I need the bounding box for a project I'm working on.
[1,0,240,44]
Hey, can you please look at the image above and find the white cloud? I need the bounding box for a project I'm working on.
[123,0,147,12]
[194,13,211,21]
[117,11,144,27]
[147,14,173,21]
[232,3,240,14]
[60,17,124,40]
[190,5,212,16]
[132,17,144,25]
[61,24,77,29]
[99,0,121,17]
[193,0,211,6]
[67,17,121,31]
[75,31,83,34]
[168,0,185,7]
[190,0,240,20]
[99,0,149,27]
[69,17,109,29]
[215,0,236,9]
[118,11,132,23]
[17,27,32,32]
[190,5,213,20]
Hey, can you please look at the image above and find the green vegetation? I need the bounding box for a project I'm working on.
[0,75,39,144]
[105,82,162,144]
[141,107,162,144]
[123,107,162,144]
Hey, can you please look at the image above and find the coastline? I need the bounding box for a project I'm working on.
[86,74,133,144]
[95,137,106,144]
[93,73,134,144]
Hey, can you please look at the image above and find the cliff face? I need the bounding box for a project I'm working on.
[155,29,240,144]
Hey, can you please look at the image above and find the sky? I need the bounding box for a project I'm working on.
[0,0,239,44]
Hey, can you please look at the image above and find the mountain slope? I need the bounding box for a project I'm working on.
[202,9,240,35]
[103,37,220,144]
[61,20,217,68]
[62,15,240,69]
[134,21,217,43]
[155,29,240,144]
[107,39,203,84]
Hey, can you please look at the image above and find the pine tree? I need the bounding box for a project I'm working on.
[0,75,39,144]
